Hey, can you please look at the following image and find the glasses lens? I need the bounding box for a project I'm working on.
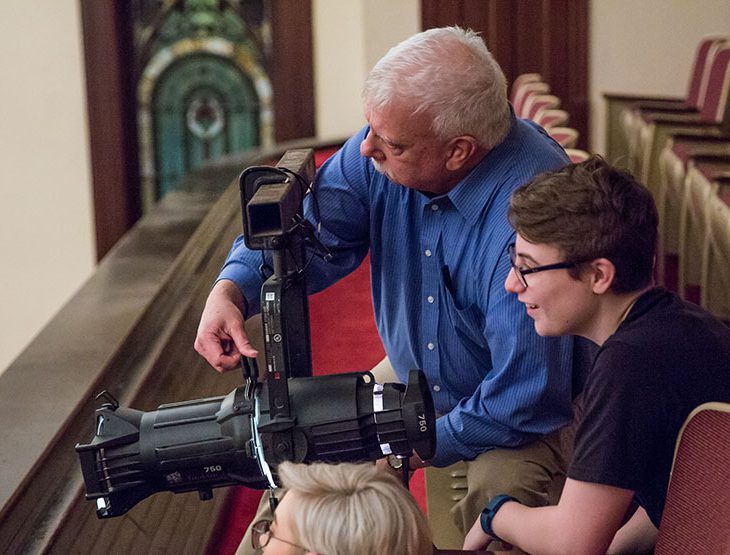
[252,520,271,549]
[508,244,529,288]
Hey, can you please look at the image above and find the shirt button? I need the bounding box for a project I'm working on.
[431,203,439,211]
[424,249,432,257]
[427,342,435,351]
[427,295,434,304]
[433,385,441,392]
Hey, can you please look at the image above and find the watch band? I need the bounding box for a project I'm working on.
[479,494,517,541]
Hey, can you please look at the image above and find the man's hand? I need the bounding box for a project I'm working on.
[194,280,258,372]
[463,516,493,551]
[408,451,429,470]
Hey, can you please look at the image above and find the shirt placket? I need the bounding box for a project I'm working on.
[420,199,445,405]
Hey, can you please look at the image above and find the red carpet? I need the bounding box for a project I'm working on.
[208,147,427,554]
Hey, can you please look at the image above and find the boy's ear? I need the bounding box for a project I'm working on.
[445,135,479,171]
[589,258,616,294]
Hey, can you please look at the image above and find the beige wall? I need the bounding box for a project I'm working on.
[312,0,420,139]
[0,1,95,374]
[590,0,730,153]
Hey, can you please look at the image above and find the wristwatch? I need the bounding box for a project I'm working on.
[479,494,517,541]
[386,454,405,470]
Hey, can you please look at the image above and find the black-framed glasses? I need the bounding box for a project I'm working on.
[251,519,308,551]
[507,243,582,288]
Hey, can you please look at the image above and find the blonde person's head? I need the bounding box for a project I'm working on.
[276,461,432,555]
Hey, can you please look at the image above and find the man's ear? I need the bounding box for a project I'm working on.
[445,135,479,171]
[589,258,616,294]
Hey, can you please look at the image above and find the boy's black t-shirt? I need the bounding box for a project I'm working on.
[568,287,730,527]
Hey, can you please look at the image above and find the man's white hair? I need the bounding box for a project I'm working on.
[278,462,433,555]
[363,26,511,150]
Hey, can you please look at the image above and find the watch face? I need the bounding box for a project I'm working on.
[387,455,404,469]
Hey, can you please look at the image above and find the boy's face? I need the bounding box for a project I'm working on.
[505,235,598,338]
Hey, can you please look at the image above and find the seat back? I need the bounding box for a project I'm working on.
[700,173,730,321]
[547,127,579,149]
[565,148,590,163]
[510,73,543,104]
[523,94,561,121]
[512,81,550,118]
[655,402,730,554]
[698,43,730,122]
[533,108,569,129]
[687,37,727,109]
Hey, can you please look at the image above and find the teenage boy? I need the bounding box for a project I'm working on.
[464,157,730,554]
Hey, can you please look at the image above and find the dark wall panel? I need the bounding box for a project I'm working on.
[270,0,315,142]
[422,0,590,149]
[81,0,141,260]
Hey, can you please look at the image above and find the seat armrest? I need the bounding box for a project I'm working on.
[634,101,694,113]
[671,130,730,142]
[433,549,493,554]
[690,154,730,166]
[603,92,684,103]
[647,113,720,126]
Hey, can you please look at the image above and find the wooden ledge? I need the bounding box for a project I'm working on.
[0,137,346,553]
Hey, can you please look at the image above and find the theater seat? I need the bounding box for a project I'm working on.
[548,127,580,149]
[658,134,730,292]
[655,402,730,554]
[696,167,730,322]
[610,36,727,167]
[670,150,730,300]
[510,73,543,105]
[533,107,570,130]
[565,148,590,163]
[633,42,730,193]
[522,94,561,122]
[512,81,550,118]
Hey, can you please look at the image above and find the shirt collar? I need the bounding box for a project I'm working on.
[443,106,519,225]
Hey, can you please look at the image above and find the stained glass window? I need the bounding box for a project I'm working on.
[132,0,273,208]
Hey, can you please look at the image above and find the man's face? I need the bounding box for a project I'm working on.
[360,101,453,195]
[504,235,597,338]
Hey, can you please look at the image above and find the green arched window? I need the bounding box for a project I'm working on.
[153,54,259,197]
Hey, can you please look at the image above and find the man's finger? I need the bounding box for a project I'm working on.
[229,327,258,358]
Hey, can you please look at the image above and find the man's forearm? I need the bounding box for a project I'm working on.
[211,279,248,315]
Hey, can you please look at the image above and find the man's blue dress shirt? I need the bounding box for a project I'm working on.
[219,113,574,466]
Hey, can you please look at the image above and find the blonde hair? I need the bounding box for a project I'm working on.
[277,462,432,555]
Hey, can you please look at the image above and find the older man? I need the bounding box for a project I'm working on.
[196,27,576,550]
